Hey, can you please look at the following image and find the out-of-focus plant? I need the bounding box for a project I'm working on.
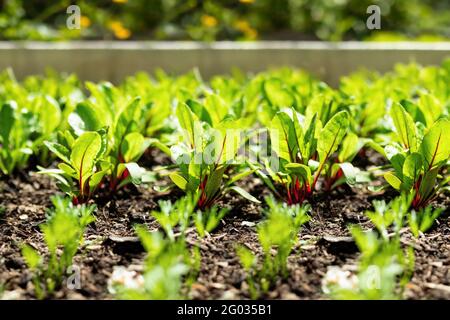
[1,0,448,41]
[21,196,96,299]
[237,196,310,298]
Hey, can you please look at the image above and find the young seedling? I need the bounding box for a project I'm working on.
[237,196,310,298]
[384,103,450,209]
[324,225,414,300]
[39,130,110,204]
[0,98,61,175]
[21,196,95,298]
[151,195,197,242]
[408,206,444,238]
[111,224,201,300]
[194,206,229,238]
[254,108,351,205]
[168,103,260,210]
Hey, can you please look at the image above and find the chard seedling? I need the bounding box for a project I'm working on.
[39,130,110,204]
[325,225,414,300]
[112,225,197,300]
[168,103,260,209]
[408,206,444,238]
[151,195,197,242]
[384,103,450,209]
[21,196,95,298]
[254,108,351,204]
[194,206,229,238]
[0,98,61,175]
[237,197,310,298]
[68,91,154,192]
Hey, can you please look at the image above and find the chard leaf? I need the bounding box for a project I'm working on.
[58,163,77,178]
[285,163,312,185]
[229,186,261,203]
[384,172,402,190]
[270,111,298,162]
[121,132,150,163]
[391,103,417,152]
[418,168,438,202]
[44,141,70,164]
[420,119,450,170]
[337,162,358,186]
[169,172,188,191]
[69,102,102,136]
[205,166,226,200]
[402,153,423,190]
[205,94,228,126]
[317,111,349,165]
[0,102,15,144]
[70,132,102,177]
[418,94,442,128]
[263,78,294,107]
[176,103,198,149]
[186,99,212,125]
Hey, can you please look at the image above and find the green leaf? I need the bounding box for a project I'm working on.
[0,102,15,144]
[263,78,294,107]
[169,172,188,191]
[229,186,261,203]
[121,132,150,163]
[70,132,102,177]
[420,119,450,170]
[384,172,402,190]
[317,111,349,164]
[44,141,70,164]
[402,153,423,190]
[21,244,42,270]
[205,166,226,200]
[285,163,312,185]
[270,111,298,162]
[68,102,102,136]
[418,168,438,202]
[391,103,417,152]
[176,103,198,148]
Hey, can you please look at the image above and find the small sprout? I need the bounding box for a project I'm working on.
[151,195,197,241]
[326,225,414,300]
[408,206,443,238]
[111,225,192,300]
[194,206,229,238]
[21,196,96,299]
[237,196,310,298]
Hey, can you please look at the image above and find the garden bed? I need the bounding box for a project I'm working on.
[1,151,449,300]
[0,57,449,300]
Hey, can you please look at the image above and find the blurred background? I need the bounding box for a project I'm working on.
[0,0,449,42]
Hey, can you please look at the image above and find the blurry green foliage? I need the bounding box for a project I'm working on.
[0,0,448,41]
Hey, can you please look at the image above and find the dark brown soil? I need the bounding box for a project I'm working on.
[0,151,449,300]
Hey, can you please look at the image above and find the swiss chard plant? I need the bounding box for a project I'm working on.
[383,103,450,209]
[167,102,260,210]
[68,85,154,191]
[0,96,62,175]
[39,130,110,204]
[21,196,96,299]
[253,108,351,205]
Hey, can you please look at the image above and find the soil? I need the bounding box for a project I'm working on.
[0,149,449,300]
